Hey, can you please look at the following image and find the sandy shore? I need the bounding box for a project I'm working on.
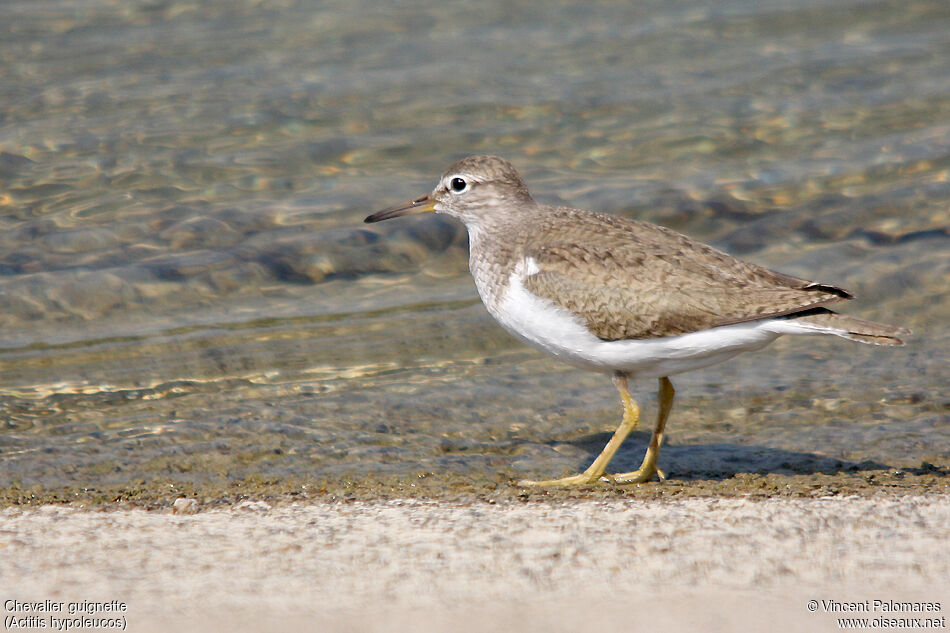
[2,495,948,632]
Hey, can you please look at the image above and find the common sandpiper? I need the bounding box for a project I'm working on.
[365,155,908,486]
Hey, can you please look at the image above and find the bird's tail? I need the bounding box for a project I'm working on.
[785,309,909,346]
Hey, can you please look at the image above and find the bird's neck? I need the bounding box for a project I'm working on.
[465,218,526,313]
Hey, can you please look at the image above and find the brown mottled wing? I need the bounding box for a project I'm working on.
[520,211,851,341]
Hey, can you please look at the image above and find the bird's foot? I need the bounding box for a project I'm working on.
[601,465,666,485]
[517,472,606,487]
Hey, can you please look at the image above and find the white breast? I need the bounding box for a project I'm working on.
[483,257,798,378]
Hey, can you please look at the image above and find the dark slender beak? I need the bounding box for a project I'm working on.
[364,195,436,223]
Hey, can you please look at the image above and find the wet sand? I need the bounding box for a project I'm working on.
[2,494,948,632]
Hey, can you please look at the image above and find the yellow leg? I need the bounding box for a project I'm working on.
[608,376,674,484]
[518,372,641,487]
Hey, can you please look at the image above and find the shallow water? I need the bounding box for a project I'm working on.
[0,0,948,497]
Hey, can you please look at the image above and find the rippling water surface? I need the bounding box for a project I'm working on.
[1,0,947,494]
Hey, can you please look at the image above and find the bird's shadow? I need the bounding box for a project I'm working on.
[545,430,918,480]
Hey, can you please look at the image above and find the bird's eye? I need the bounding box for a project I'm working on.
[449,177,468,193]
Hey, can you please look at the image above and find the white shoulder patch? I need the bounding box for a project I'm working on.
[523,255,541,277]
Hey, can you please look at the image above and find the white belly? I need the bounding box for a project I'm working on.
[481,261,813,378]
